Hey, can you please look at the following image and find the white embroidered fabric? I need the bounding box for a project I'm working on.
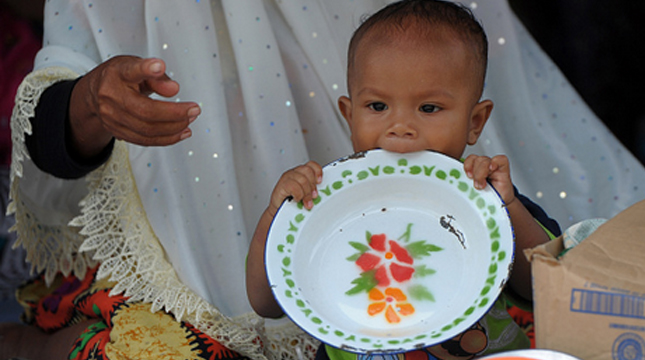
[9,1,645,359]
[10,67,97,286]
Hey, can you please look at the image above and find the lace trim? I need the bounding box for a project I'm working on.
[76,141,317,359]
[9,67,318,360]
[8,67,97,285]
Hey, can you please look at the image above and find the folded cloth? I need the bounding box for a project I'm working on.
[559,218,607,258]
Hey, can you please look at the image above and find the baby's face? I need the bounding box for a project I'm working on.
[339,31,489,160]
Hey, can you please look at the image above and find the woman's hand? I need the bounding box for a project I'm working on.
[69,56,201,158]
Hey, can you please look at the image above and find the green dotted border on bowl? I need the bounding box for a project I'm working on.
[274,156,510,350]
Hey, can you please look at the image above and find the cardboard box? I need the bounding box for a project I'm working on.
[526,200,645,360]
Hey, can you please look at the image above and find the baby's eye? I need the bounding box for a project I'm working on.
[368,102,388,112]
[419,104,440,113]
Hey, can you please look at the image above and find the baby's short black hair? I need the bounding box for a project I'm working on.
[347,0,488,97]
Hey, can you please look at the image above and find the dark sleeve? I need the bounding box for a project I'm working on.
[24,78,115,179]
[514,186,562,237]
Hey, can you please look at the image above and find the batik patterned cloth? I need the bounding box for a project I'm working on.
[17,266,250,360]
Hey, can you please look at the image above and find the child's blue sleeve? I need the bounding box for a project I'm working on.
[514,187,562,238]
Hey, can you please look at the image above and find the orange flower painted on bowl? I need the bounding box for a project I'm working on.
[346,225,441,309]
[355,234,415,287]
[367,287,415,324]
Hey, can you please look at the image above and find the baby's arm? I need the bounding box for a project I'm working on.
[246,161,323,318]
[463,154,550,301]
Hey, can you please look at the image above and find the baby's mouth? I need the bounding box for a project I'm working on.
[378,143,427,154]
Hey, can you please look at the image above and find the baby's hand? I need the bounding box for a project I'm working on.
[463,154,515,206]
[269,161,323,213]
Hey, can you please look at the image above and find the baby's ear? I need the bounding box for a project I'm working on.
[338,96,353,128]
[467,99,493,145]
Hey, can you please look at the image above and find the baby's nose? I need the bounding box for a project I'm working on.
[388,118,417,138]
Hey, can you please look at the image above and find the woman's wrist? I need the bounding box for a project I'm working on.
[68,75,114,159]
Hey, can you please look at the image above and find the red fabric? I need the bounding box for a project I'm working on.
[21,266,248,360]
[507,306,535,348]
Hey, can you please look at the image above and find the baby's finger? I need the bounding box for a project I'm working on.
[490,155,510,175]
[470,157,493,190]
[271,173,311,209]
[293,162,323,195]
[291,171,319,209]
[294,161,322,181]
[271,178,305,210]
[304,161,324,184]
[463,154,477,178]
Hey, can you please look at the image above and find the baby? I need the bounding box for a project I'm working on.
[246,1,560,359]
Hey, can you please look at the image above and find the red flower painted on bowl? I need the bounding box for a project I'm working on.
[355,233,415,287]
